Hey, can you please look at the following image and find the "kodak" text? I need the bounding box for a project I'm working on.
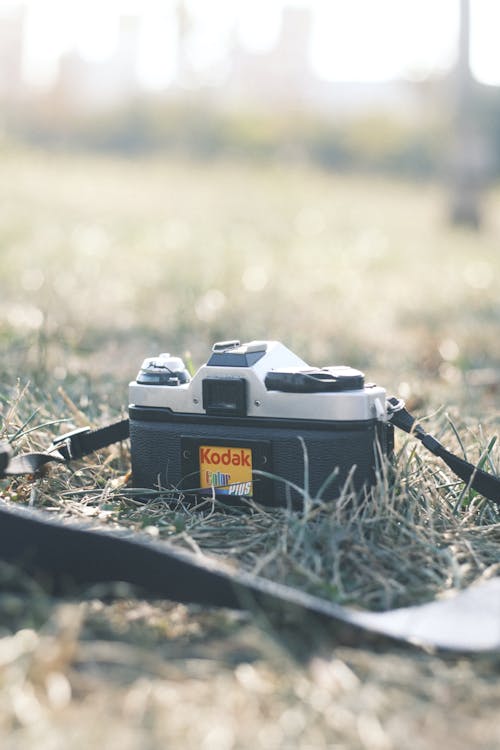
[200,447,251,467]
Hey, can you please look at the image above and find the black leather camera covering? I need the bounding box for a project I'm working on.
[129,407,393,507]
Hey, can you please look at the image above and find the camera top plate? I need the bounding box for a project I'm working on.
[129,340,388,423]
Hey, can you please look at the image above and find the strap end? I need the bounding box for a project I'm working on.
[51,427,92,461]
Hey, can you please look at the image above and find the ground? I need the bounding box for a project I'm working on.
[0,148,500,749]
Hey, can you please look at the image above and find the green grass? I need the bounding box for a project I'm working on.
[1,148,500,748]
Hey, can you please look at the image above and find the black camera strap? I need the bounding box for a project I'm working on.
[0,498,499,651]
[1,403,500,652]
[0,420,130,478]
[387,398,500,504]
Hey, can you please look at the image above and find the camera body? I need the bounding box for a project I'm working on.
[128,340,393,507]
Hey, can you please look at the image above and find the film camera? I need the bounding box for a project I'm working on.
[128,340,393,506]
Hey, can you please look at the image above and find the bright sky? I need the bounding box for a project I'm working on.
[16,0,500,90]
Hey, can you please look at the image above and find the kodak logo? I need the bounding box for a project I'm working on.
[200,447,251,467]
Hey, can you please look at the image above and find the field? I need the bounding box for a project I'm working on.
[1,147,500,749]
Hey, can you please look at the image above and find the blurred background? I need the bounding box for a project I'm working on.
[3,0,499,182]
[1,6,500,746]
[1,0,499,410]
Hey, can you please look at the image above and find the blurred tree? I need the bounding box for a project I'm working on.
[176,0,194,89]
[449,0,486,229]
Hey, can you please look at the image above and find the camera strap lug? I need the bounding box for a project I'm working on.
[386,396,405,415]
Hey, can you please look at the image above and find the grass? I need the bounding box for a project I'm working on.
[1,147,500,748]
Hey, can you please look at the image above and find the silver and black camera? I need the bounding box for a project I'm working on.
[128,340,393,506]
